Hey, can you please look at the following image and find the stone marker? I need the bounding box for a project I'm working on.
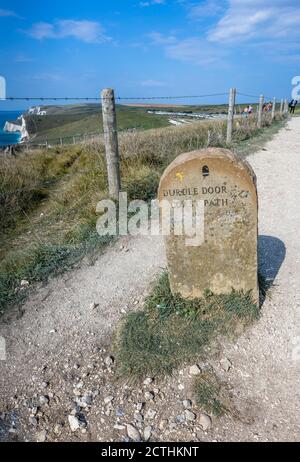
[158,148,258,302]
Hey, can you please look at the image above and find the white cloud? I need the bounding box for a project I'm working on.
[165,37,228,65]
[149,31,228,66]
[26,19,111,43]
[32,72,65,82]
[0,9,17,17]
[146,1,300,67]
[188,1,224,18]
[139,79,166,87]
[140,0,165,7]
[14,54,34,63]
[208,0,300,43]
[28,22,55,40]
[148,31,177,45]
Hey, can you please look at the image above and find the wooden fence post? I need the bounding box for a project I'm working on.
[271,97,276,121]
[101,88,121,200]
[280,99,284,114]
[284,99,289,114]
[257,94,264,128]
[226,87,236,144]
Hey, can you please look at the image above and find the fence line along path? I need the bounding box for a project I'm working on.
[1,88,290,197]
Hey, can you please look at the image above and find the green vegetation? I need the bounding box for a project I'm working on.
[25,103,232,145]
[193,371,228,417]
[115,272,260,380]
[0,113,286,315]
[26,104,173,144]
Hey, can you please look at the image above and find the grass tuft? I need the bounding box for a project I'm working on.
[193,371,227,416]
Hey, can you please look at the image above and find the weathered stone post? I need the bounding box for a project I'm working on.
[257,94,264,128]
[280,99,284,114]
[158,148,259,304]
[101,88,121,200]
[226,88,236,144]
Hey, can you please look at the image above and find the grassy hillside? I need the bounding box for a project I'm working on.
[0,113,286,315]
[25,104,171,143]
[24,103,231,145]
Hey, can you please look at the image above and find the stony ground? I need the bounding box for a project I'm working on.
[0,118,300,442]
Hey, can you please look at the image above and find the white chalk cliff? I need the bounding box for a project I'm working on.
[4,116,29,142]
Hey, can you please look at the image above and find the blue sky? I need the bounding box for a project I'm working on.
[1,0,300,109]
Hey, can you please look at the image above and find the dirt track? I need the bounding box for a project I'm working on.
[0,118,300,442]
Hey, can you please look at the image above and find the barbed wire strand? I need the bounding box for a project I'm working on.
[5,92,229,102]
[237,91,282,101]
[5,92,287,102]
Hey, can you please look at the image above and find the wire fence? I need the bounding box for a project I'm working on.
[0,88,289,153]
[5,92,229,101]
[1,92,230,149]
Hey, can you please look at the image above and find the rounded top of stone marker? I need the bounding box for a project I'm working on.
[158,148,256,198]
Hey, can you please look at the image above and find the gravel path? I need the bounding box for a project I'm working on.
[0,118,299,442]
[209,117,300,441]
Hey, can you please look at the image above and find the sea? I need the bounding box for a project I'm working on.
[0,111,23,147]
